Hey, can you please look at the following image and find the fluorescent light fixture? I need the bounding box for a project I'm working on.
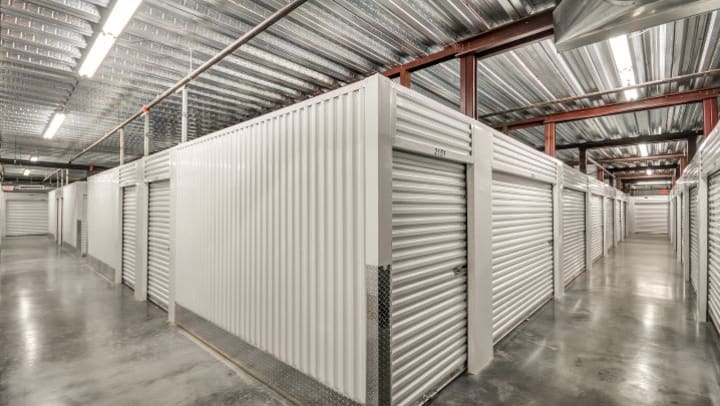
[78,0,143,78]
[646,169,653,175]
[103,0,143,36]
[30,156,38,162]
[638,143,648,157]
[23,169,30,177]
[78,33,115,78]
[43,112,66,139]
[609,35,638,100]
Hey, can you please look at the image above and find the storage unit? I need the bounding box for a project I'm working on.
[147,180,171,309]
[5,193,49,236]
[122,186,138,289]
[590,194,603,262]
[709,172,720,334]
[490,134,555,344]
[561,166,587,287]
[171,76,483,405]
[690,186,699,290]
[630,196,669,235]
[605,197,614,251]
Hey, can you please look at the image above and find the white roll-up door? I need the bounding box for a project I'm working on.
[491,172,553,344]
[122,186,138,289]
[147,181,171,310]
[390,151,467,405]
[605,198,613,251]
[708,173,720,334]
[81,194,88,256]
[562,189,585,286]
[591,195,603,262]
[634,200,669,234]
[6,199,48,236]
[690,186,699,291]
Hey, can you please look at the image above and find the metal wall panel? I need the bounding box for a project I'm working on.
[145,150,171,182]
[394,85,472,160]
[492,132,556,184]
[632,197,669,235]
[591,195,603,262]
[173,82,368,403]
[390,151,467,405]
[122,186,138,289]
[691,186,699,290]
[605,198,614,251]
[147,180,171,310]
[119,161,138,187]
[61,182,87,248]
[81,193,88,255]
[708,173,720,334]
[6,198,48,236]
[87,168,120,270]
[491,172,553,343]
[562,188,585,286]
[615,200,621,243]
[562,165,588,192]
[48,190,57,237]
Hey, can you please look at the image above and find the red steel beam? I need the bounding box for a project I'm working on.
[383,9,554,77]
[703,96,718,137]
[502,87,720,131]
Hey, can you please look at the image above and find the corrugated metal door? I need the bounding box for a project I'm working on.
[6,199,48,236]
[122,186,137,289]
[615,200,621,243]
[690,186,698,290]
[634,200,669,234]
[591,195,603,262]
[562,189,585,286]
[709,173,720,334]
[390,151,467,405]
[605,199,613,251]
[147,181,170,310]
[491,172,553,344]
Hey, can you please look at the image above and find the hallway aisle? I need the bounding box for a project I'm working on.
[435,236,720,405]
[0,237,286,406]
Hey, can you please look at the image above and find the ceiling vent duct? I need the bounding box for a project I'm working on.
[554,0,720,52]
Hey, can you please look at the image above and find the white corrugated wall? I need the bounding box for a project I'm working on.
[174,85,368,402]
[87,168,121,270]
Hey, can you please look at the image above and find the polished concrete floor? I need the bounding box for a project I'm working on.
[0,237,287,406]
[2,236,719,405]
[435,236,720,405]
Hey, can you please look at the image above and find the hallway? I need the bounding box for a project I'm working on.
[0,237,286,406]
[435,236,720,405]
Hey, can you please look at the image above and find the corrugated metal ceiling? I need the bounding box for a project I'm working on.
[1,0,718,181]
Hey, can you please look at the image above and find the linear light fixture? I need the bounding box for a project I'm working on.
[638,143,648,157]
[78,0,143,78]
[43,112,66,139]
[646,169,653,175]
[30,156,38,162]
[23,169,30,176]
[609,34,638,100]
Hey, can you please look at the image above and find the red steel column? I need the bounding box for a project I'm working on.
[703,96,719,137]
[579,147,587,173]
[460,55,477,119]
[544,122,556,157]
[597,168,605,182]
[399,70,411,88]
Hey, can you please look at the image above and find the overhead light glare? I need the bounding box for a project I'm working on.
[30,156,38,162]
[78,0,143,78]
[609,35,638,100]
[43,113,66,139]
[103,0,144,36]
[638,143,648,157]
[23,169,30,177]
[78,33,115,78]
[646,169,653,175]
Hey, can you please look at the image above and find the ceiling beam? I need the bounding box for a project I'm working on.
[502,88,720,131]
[615,173,675,180]
[594,153,685,163]
[0,158,107,171]
[555,130,699,150]
[609,164,677,173]
[383,9,554,77]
